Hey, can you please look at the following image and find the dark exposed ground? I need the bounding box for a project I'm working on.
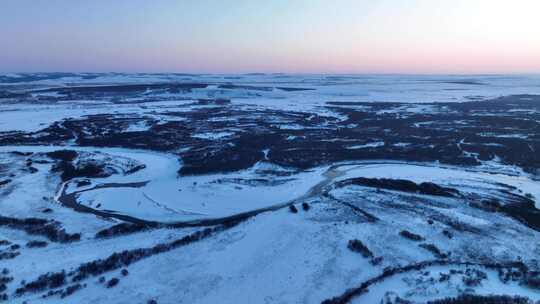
[1,94,540,177]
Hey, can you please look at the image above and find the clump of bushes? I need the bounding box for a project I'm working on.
[95,223,148,239]
[442,230,453,239]
[61,283,84,298]
[399,230,424,241]
[106,277,119,288]
[347,239,374,258]
[302,202,310,211]
[76,180,92,187]
[0,250,19,261]
[336,177,460,197]
[26,240,48,248]
[121,269,129,276]
[16,271,66,295]
[498,267,524,284]
[289,205,298,213]
[52,160,108,182]
[462,268,487,287]
[419,243,448,259]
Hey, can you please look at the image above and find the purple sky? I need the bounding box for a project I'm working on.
[1,0,539,73]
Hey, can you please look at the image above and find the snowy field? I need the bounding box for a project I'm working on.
[0,73,539,303]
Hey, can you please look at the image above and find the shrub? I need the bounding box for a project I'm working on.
[443,230,453,239]
[347,239,374,258]
[61,283,84,298]
[26,240,48,248]
[106,277,119,288]
[16,271,66,295]
[419,243,448,259]
[289,205,298,213]
[399,230,424,241]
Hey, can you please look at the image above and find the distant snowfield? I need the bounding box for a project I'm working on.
[2,73,540,132]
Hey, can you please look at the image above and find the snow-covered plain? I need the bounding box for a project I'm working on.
[1,73,540,304]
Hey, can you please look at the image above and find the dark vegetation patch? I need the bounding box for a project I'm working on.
[419,243,449,259]
[52,160,110,182]
[443,230,453,239]
[16,271,66,295]
[36,83,208,98]
[217,84,273,91]
[276,87,315,92]
[0,90,29,99]
[76,180,92,187]
[61,283,84,298]
[3,95,540,176]
[0,180,11,187]
[289,205,298,213]
[347,239,373,258]
[470,199,503,212]
[336,177,459,197]
[461,268,488,286]
[26,240,48,248]
[428,294,533,304]
[500,197,540,232]
[0,215,80,243]
[106,277,119,288]
[0,248,21,261]
[399,230,425,241]
[46,150,78,162]
[95,223,149,239]
[0,270,13,302]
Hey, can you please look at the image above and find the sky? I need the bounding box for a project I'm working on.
[1,0,539,74]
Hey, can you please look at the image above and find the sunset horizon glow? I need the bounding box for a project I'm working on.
[1,0,539,74]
